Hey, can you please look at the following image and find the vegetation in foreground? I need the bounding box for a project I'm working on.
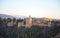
[0,18,60,38]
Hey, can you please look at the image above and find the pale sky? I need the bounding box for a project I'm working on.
[0,0,60,19]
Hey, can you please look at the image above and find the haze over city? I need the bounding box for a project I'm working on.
[0,0,60,19]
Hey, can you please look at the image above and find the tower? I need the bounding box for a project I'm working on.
[25,16,33,27]
[29,16,33,27]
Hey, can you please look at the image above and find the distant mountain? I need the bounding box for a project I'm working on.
[13,15,27,19]
[0,14,27,19]
[0,14,60,20]
[0,14,14,18]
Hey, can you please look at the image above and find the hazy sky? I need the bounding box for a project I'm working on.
[0,0,60,18]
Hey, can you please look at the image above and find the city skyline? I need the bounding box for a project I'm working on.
[0,0,60,19]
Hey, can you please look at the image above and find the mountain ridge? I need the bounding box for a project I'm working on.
[0,14,27,19]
